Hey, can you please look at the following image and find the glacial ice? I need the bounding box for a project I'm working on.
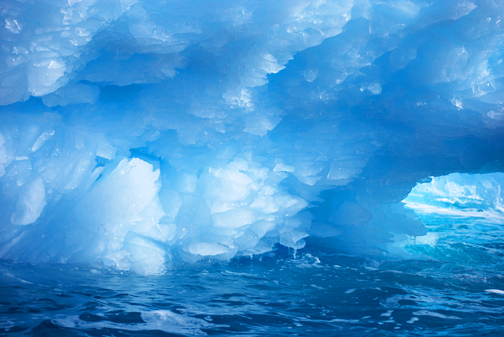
[1,0,504,274]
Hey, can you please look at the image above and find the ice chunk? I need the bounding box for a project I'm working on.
[173,173,198,194]
[273,162,295,173]
[96,139,117,161]
[11,178,46,225]
[42,84,100,107]
[188,242,231,257]
[31,131,55,152]
[123,234,167,275]
[279,229,308,250]
[200,168,253,203]
[249,221,276,239]
[75,158,160,226]
[213,208,256,228]
[72,158,166,274]
[329,202,372,227]
[0,133,12,179]
[244,113,282,136]
[159,189,182,218]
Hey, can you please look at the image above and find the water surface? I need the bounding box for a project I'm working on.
[1,213,504,336]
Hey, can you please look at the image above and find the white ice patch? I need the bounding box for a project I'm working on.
[0,132,12,179]
[11,178,46,225]
[75,158,160,225]
[74,158,165,275]
[31,131,55,152]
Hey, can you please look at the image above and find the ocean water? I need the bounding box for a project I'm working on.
[2,210,504,337]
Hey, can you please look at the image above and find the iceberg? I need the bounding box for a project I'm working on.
[1,0,504,274]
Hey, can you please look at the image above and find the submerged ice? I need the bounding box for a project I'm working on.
[1,0,504,274]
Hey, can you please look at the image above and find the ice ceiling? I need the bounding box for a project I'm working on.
[1,0,504,274]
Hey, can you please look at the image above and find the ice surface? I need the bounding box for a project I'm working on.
[1,0,504,274]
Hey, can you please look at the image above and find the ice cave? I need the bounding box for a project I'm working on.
[0,0,503,335]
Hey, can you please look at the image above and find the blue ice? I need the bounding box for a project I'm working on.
[0,0,504,274]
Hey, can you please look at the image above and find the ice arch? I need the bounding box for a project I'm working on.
[398,172,504,260]
[1,0,504,274]
[404,173,504,219]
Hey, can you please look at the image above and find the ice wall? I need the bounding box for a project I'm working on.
[1,0,504,274]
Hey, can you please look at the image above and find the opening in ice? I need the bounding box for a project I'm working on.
[399,173,504,262]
